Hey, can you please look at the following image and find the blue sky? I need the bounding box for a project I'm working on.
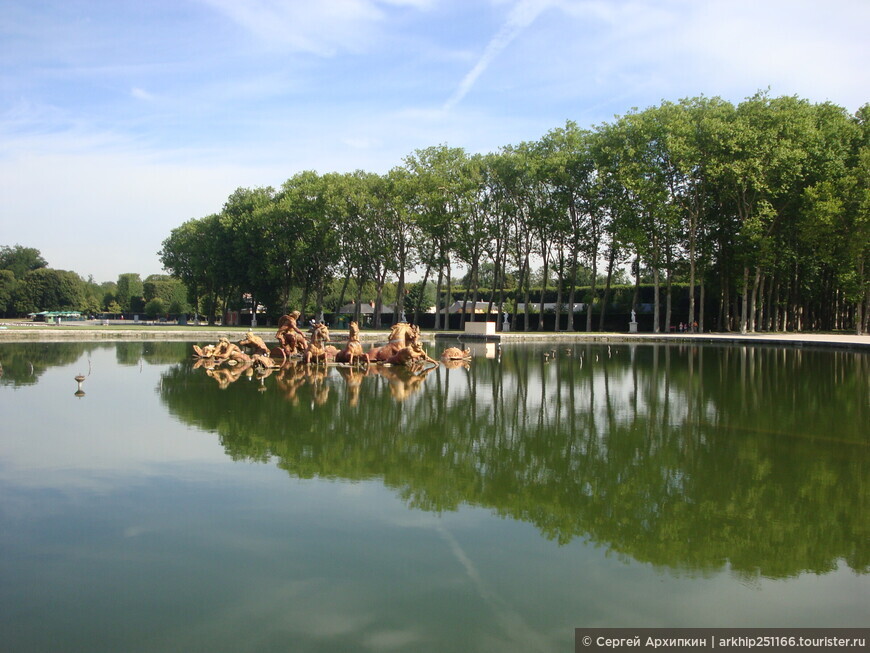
[1,0,868,283]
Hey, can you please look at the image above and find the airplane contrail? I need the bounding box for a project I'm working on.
[443,0,556,111]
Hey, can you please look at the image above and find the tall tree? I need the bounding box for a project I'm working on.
[116,273,144,313]
[13,268,85,314]
[0,245,48,279]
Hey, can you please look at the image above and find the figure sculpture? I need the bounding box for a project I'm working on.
[193,320,462,400]
[334,320,366,365]
[276,311,308,356]
[302,322,332,365]
[239,331,271,357]
[441,347,471,361]
[368,322,415,362]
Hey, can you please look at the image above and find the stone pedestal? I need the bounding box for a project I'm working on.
[629,321,638,333]
[464,321,497,336]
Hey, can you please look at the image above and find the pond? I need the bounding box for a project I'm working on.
[0,340,867,652]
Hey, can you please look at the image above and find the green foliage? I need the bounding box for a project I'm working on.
[156,93,870,333]
[13,268,86,314]
[0,244,48,279]
[116,273,144,313]
[144,297,167,319]
[404,281,435,315]
[143,275,189,313]
[0,269,15,316]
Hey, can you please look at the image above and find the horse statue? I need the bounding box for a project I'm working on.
[302,322,332,365]
[368,322,418,362]
[334,320,366,366]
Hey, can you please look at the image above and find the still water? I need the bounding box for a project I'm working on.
[0,340,867,652]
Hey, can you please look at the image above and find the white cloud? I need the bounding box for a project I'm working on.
[0,133,279,281]
[196,0,429,55]
[130,87,155,101]
[444,0,556,111]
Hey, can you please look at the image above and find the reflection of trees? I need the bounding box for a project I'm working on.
[159,343,869,578]
[115,341,189,365]
[0,342,95,386]
[0,342,194,386]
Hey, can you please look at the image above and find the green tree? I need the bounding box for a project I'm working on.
[0,244,48,279]
[404,145,469,329]
[0,269,16,316]
[802,104,870,333]
[13,268,86,314]
[144,297,167,319]
[274,173,339,321]
[116,273,144,313]
[143,275,189,314]
[221,186,276,323]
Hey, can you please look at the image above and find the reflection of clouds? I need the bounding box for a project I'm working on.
[362,628,423,650]
[149,578,379,651]
[122,525,151,538]
[436,523,550,653]
[0,348,229,491]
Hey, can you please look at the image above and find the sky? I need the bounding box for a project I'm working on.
[1,0,868,284]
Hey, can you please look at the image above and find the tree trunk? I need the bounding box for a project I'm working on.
[537,243,549,331]
[688,216,697,330]
[749,270,759,333]
[353,275,364,325]
[598,246,616,332]
[445,264,453,330]
[523,259,531,332]
[434,267,444,330]
[413,264,431,326]
[335,268,351,318]
[664,270,672,334]
[373,267,387,329]
[567,253,578,332]
[857,258,867,335]
[586,251,598,332]
[740,266,750,334]
[631,253,641,321]
[394,266,405,324]
[469,261,480,324]
[555,269,564,332]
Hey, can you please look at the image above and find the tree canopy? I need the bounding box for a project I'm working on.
[160,93,869,334]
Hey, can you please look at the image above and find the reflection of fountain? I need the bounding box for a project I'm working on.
[463,342,496,359]
[160,343,870,578]
[74,374,86,397]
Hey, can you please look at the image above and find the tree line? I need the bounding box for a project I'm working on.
[159,92,869,334]
[0,244,188,319]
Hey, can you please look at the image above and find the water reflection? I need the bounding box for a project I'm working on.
[1,339,866,580]
[155,341,869,580]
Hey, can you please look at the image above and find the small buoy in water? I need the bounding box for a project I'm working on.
[74,374,86,397]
